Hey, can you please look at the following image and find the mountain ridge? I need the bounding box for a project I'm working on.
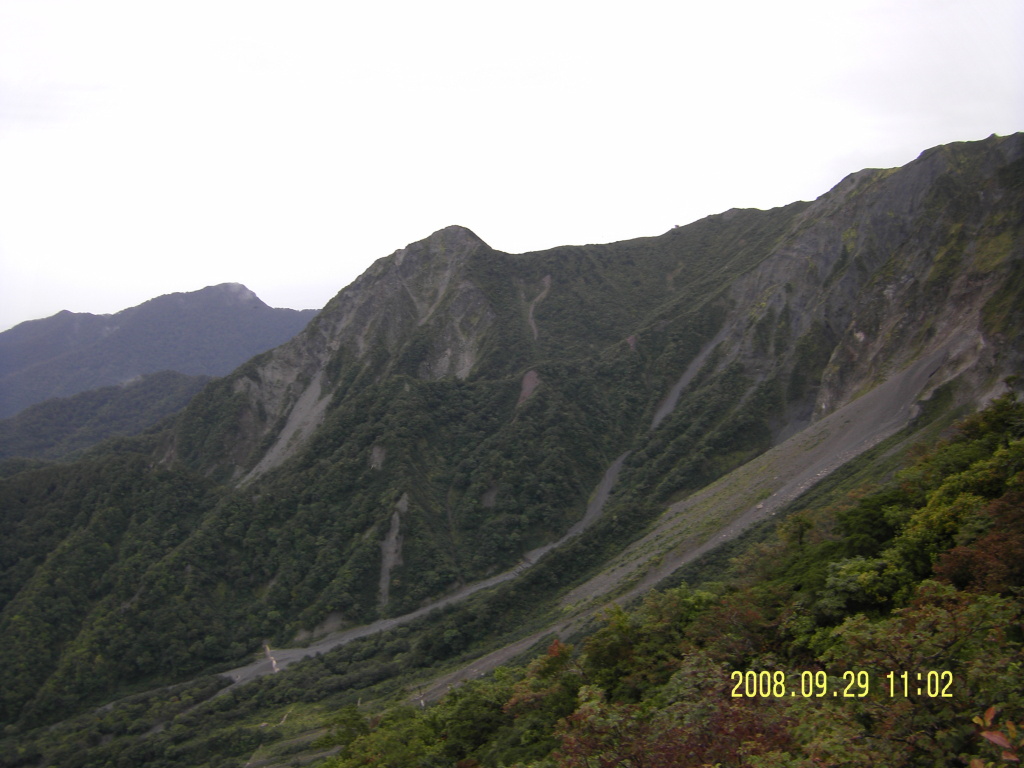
[0,134,1022,759]
[0,283,318,418]
[164,134,1023,488]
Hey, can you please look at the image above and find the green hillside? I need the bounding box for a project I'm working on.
[0,133,1022,767]
[306,394,1024,767]
[0,371,210,461]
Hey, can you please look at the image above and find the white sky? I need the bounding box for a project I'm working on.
[0,0,1021,331]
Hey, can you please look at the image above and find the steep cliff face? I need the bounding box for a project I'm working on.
[674,134,1024,440]
[165,226,503,481]
[815,138,1024,415]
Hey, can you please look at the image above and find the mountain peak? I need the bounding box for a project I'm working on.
[389,225,489,273]
[217,281,258,297]
[409,225,489,256]
[204,282,264,305]
[426,224,486,246]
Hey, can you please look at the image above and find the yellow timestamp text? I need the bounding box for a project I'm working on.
[729,670,954,699]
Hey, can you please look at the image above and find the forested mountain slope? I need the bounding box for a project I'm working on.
[306,393,1024,767]
[0,371,210,461]
[0,133,1022,766]
[0,283,316,418]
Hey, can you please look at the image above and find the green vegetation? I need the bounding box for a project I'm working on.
[296,394,1023,767]
[2,385,1020,765]
[0,371,210,461]
[0,133,1022,767]
[9,392,1014,767]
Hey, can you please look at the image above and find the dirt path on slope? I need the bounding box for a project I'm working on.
[219,452,630,690]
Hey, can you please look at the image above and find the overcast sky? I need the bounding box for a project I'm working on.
[0,0,1021,332]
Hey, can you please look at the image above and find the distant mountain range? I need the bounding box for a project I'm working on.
[0,283,317,419]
